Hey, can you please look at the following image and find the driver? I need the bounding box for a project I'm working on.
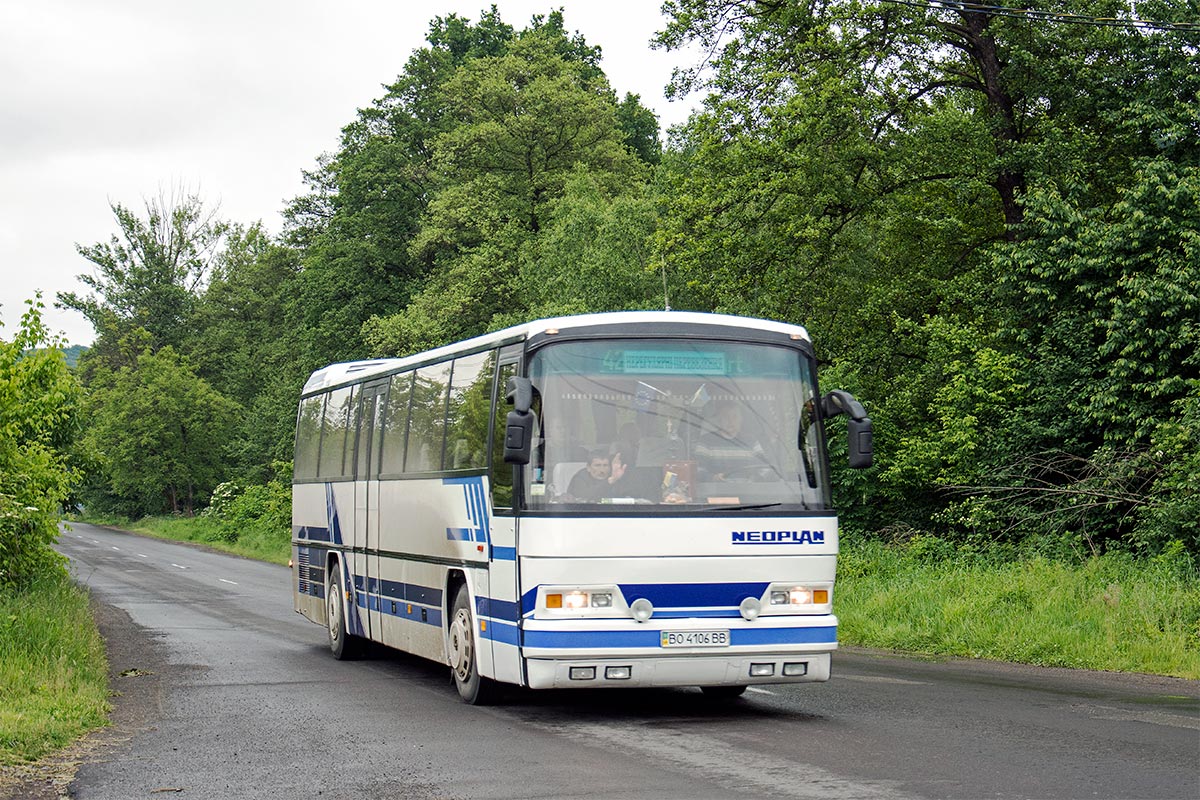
[695,402,767,481]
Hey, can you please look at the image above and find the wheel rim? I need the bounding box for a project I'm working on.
[448,607,473,683]
[328,580,341,645]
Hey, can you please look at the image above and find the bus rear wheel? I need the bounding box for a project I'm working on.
[448,584,499,705]
[327,565,362,660]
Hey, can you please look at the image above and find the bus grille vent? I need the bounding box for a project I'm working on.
[297,550,310,594]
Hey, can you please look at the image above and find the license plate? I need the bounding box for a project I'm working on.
[660,629,730,648]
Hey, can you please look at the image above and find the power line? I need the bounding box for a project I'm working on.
[876,0,1200,32]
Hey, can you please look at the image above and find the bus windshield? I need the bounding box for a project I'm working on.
[524,339,830,511]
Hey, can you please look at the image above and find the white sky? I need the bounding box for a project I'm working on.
[0,0,701,346]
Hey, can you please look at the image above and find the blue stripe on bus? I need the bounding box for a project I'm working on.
[732,626,837,645]
[324,483,344,545]
[294,525,331,542]
[358,591,443,627]
[645,609,743,619]
[491,546,516,561]
[480,620,520,646]
[620,582,771,608]
[520,582,774,615]
[477,596,520,622]
[522,626,837,649]
[524,629,662,648]
[443,476,490,544]
[353,574,443,608]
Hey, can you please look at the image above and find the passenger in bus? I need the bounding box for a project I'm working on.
[694,401,767,481]
[564,448,655,502]
[565,452,616,501]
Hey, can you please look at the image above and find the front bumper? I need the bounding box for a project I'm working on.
[520,614,836,689]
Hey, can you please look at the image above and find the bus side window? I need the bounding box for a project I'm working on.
[407,363,451,473]
[355,382,388,480]
[446,351,494,470]
[491,361,517,509]
[319,385,356,479]
[380,372,413,476]
[295,394,325,480]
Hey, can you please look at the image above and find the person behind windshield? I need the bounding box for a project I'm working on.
[565,452,617,501]
[695,401,767,481]
[565,448,648,501]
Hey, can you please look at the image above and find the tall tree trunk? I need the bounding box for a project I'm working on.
[960,11,1026,235]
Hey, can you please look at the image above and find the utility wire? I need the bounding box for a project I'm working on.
[875,0,1200,32]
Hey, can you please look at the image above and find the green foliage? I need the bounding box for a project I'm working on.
[59,191,231,371]
[508,168,663,320]
[0,572,109,763]
[82,344,241,517]
[58,3,1200,590]
[616,92,662,165]
[960,159,1200,552]
[201,464,292,546]
[360,19,651,356]
[0,297,82,588]
[656,1,1200,557]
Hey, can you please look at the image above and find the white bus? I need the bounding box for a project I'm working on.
[292,311,872,703]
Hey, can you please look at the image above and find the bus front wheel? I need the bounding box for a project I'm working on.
[448,584,498,705]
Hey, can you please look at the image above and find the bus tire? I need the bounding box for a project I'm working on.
[448,584,499,705]
[327,564,362,660]
[701,685,747,699]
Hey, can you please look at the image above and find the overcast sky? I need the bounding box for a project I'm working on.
[0,0,701,346]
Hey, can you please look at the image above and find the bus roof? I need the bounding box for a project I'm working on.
[302,311,811,395]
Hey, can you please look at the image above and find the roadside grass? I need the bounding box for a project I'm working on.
[836,536,1200,679]
[82,514,290,566]
[0,573,110,764]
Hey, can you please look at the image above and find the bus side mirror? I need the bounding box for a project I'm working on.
[503,376,534,464]
[847,417,873,469]
[503,410,534,464]
[822,390,873,469]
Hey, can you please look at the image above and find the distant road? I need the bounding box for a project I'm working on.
[59,522,1199,800]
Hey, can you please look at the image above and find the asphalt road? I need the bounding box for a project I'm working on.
[56,522,1199,800]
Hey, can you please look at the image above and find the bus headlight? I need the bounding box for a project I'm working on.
[765,584,831,613]
[541,586,621,617]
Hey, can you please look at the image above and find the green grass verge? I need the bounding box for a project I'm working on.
[82,514,290,566]
[837,536,1200,679]
[0,573,110,764]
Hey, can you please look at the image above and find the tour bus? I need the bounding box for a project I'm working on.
[291,311,872,703]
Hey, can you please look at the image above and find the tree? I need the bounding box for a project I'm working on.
[616,92,663,165]
[362,22,649,356]
[279,10,520,368]
[974,159,1200,553]
[511,167,663,320]
[58,190,230,370]
[653,1,1200,549]
[0,296,82,587]
[83,343,241,517]
[188,225,297,408]
[188,229,306,480]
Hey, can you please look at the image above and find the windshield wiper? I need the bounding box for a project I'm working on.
[701,502,783,512]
